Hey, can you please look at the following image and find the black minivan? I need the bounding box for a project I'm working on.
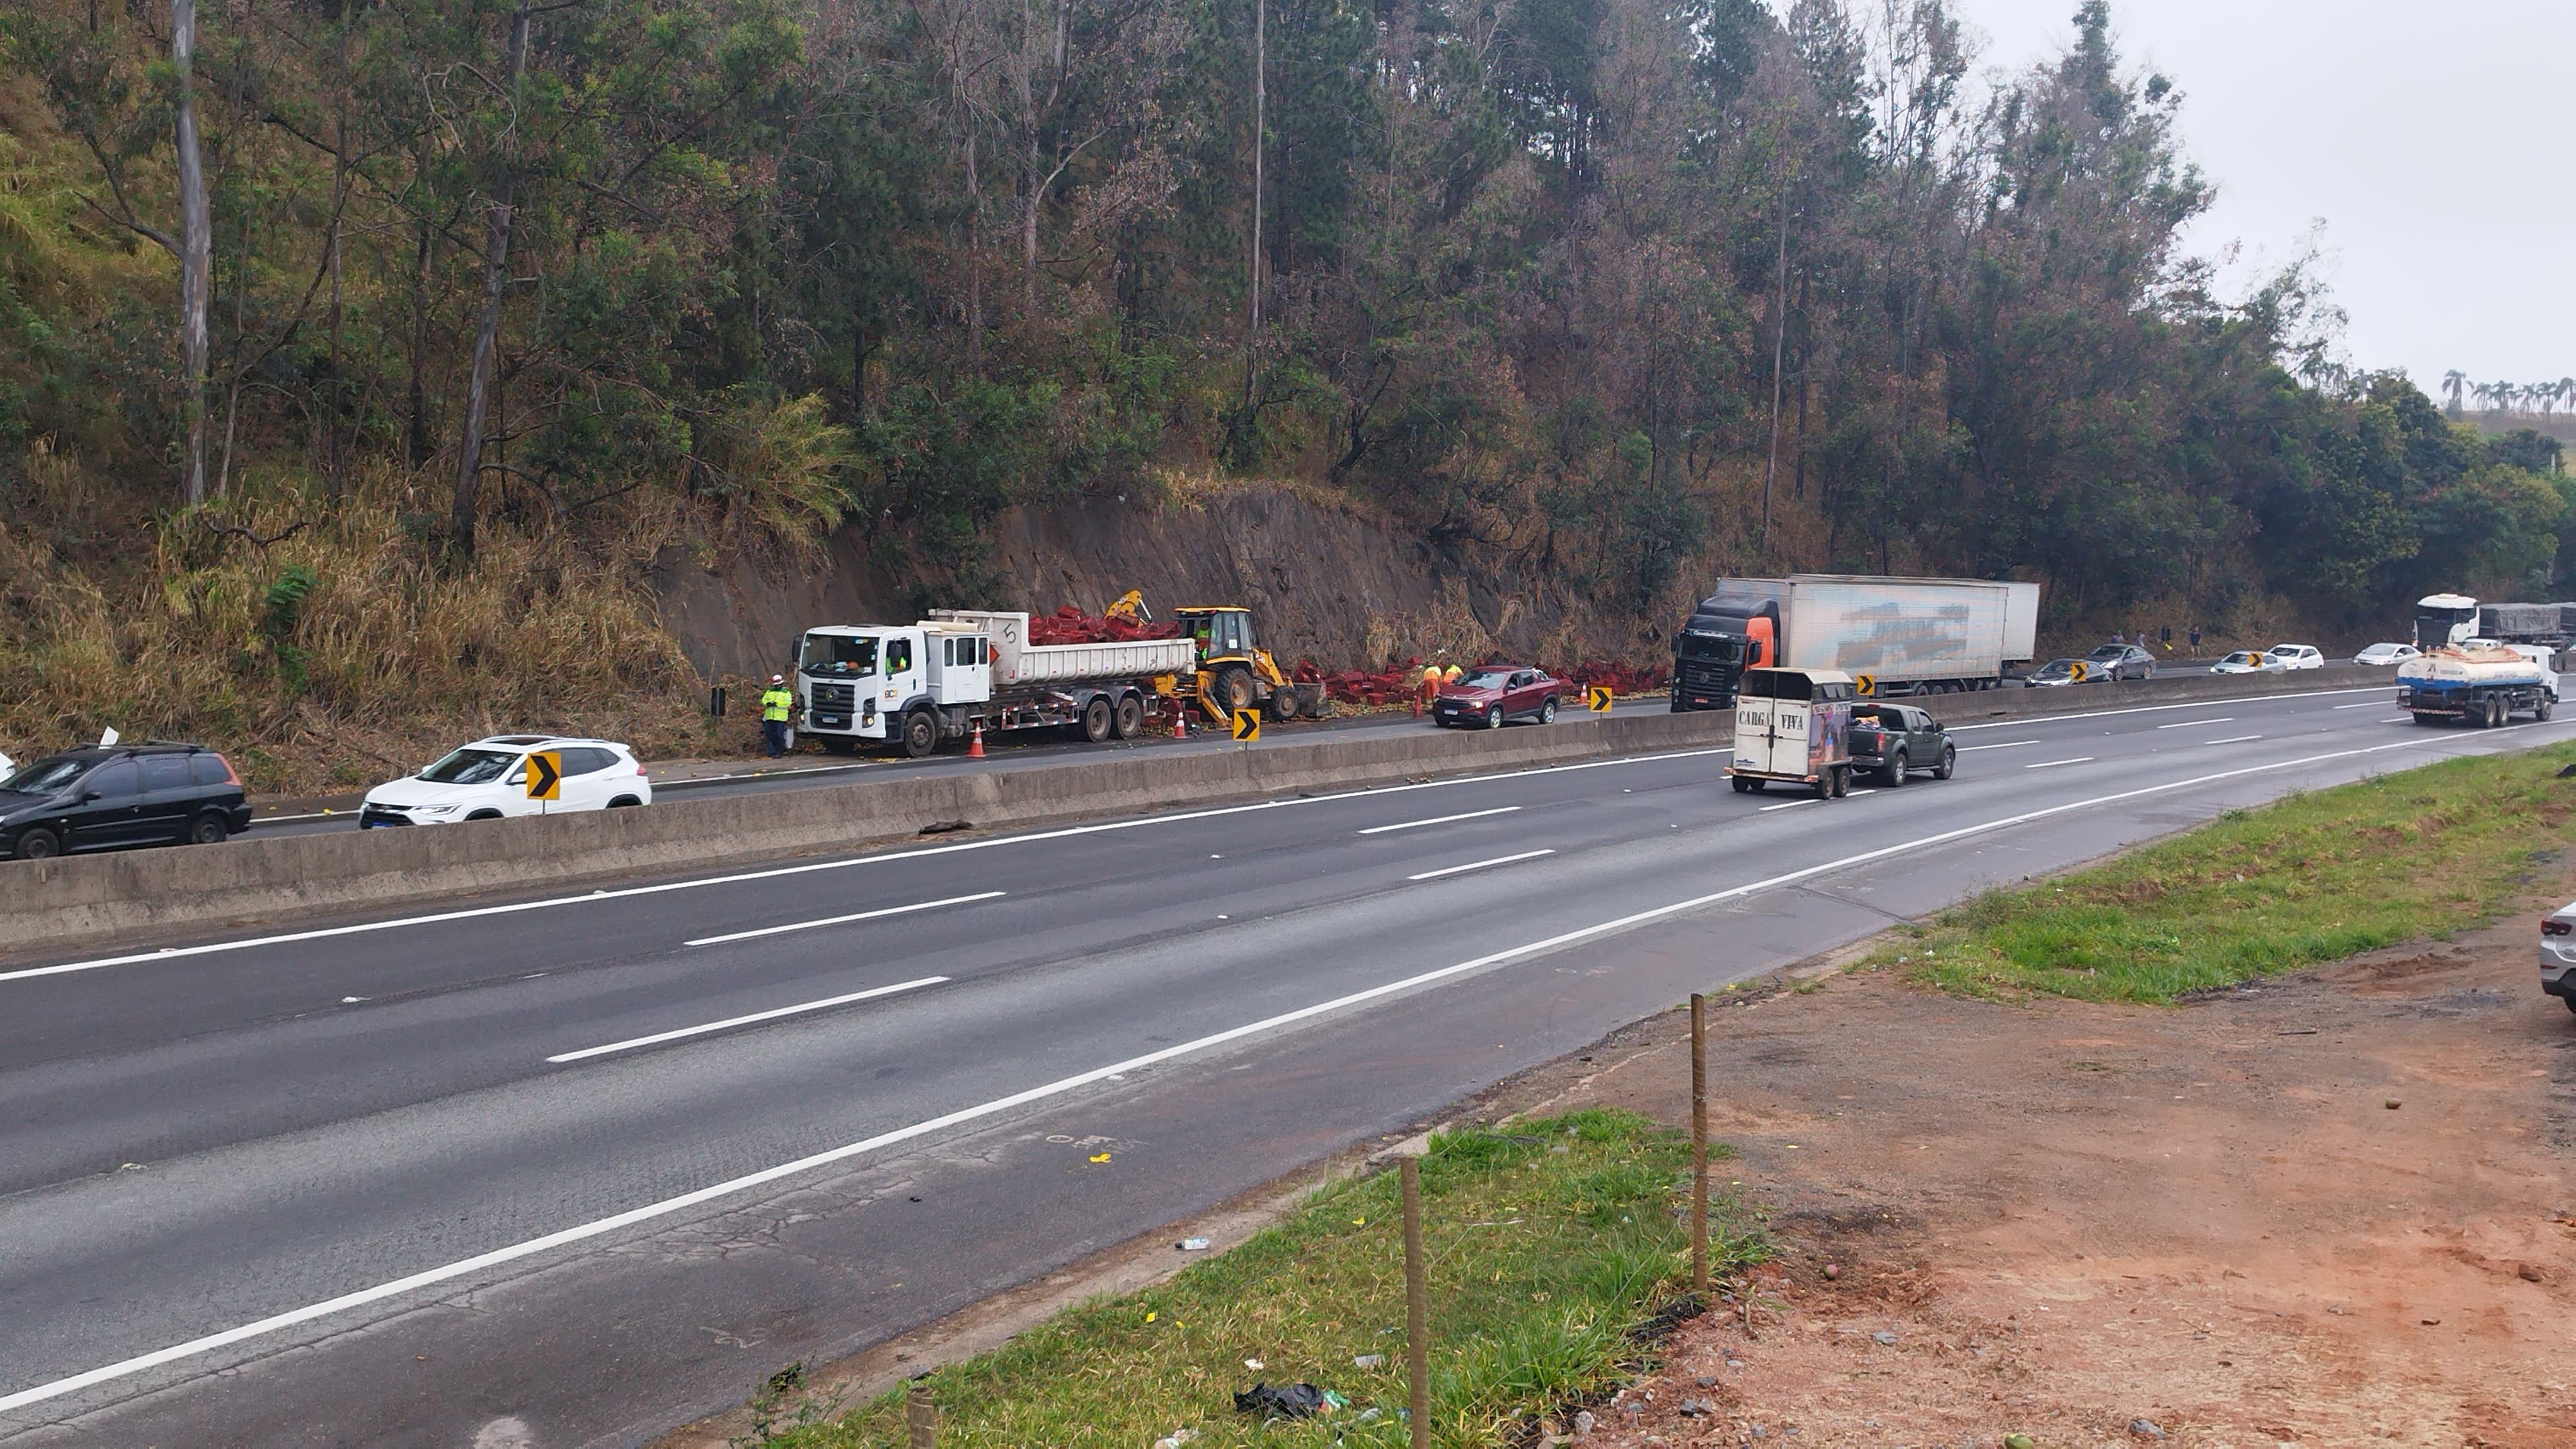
[0,743,254,861]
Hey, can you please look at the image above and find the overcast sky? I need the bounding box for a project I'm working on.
[1955,0,2574,394]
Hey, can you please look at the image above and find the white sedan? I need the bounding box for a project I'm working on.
[2210,650,2285,674]
[361,735,651,827]
[2267,644,2325,670]
[2353,642,2419,666]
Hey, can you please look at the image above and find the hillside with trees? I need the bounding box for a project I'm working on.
[1,0,2568,785]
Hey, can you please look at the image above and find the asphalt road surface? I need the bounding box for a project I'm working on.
[1,684,2553,1448]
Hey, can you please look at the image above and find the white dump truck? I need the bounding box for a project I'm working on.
[794,610,1199,757]
[1672,574,2041,710]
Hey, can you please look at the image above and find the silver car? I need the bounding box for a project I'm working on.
[2544,903,2576,1014]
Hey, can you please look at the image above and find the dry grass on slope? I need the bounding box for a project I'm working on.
[0,452,720,793]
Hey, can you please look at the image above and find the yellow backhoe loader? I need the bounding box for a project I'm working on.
[1173,604,1307,724]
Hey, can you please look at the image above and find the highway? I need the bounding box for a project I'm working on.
[1,683,2557,1448]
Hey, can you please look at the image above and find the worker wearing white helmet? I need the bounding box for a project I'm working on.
[761,674,796,758]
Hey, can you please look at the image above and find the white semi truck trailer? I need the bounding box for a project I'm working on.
[1671,574,2041,710]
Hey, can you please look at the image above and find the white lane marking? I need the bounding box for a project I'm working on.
[0,728,2508,1417]
[2381,717,2413,723]
[1947,686,2385,731]
[2025,757,2094,769]
[2332,700,2390,709]
[0,750,1729,986]
[1357,806,1521,835]
[1846,788,1878,797]
[2205,735,2265,745]
[1960,739,2040,752]
[1406,850,1556,881]
[1758,798,1820,812]
[545,977,948,1063]
[2156,717,2233,729]
[683,892,1004,947]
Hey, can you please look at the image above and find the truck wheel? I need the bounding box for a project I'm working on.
[2412,712,2440,727]
[1212,665,1258,717]
[2542,695,2557,722]
[902,709,939,758]
[1731,776,1754,794]
[1081,696,1114,743]
[1113,693,1144,739]
[1833,765,1852,798]
[1813,773,1833,800]
[1882,751,1907,787]
[1932,745,1955,780]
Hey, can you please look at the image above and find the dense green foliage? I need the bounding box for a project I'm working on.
[0,0,2566,626]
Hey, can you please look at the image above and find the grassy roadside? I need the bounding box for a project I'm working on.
[1874,740,2576,1003]
[755,1110,1762,1448]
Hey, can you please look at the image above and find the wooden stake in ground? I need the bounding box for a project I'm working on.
[1691,991,1709,1295]
[906,1382,936,1448]
[1402,1155,1429,1449]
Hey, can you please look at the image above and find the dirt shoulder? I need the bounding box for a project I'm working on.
[1550,908,2576,1448]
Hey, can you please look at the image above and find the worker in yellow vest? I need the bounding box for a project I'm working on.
[761,674,796,758]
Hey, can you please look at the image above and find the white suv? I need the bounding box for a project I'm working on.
[360,736,650,827]
[2267,644,2324,670]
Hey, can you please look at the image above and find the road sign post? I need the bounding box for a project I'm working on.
[1232,707,1260,745]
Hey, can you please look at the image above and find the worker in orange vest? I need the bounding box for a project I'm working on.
[1443,663,1462,686]
[1417,663,1442,717]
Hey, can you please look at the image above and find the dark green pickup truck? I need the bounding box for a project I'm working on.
[1846,703,1955,786]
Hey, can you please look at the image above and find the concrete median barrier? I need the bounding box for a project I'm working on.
[0,710,1730,953]
[0,667,2400,954]
[1913,663,2389,722]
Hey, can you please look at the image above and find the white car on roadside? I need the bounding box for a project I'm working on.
[360,735,651,828]
[2210,650,2285,675]
[2543,901,2576,1014]
[2268,644,2325,670]
[2353,642,2419,666]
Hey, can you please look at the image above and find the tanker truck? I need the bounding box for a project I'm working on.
[794,610,1199,757]
[2396,639,2555,728]
[1670,574,2041,710]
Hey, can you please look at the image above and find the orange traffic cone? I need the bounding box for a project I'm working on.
[1172,703,1187,739]
[968,720,986,759]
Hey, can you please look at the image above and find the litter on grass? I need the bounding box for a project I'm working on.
[1233,1383,1326,1418]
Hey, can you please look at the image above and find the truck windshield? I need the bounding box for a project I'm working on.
[802,634,878,677]
[1674,632,1739,661]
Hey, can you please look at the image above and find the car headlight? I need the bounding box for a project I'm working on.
[417,803,462,816]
